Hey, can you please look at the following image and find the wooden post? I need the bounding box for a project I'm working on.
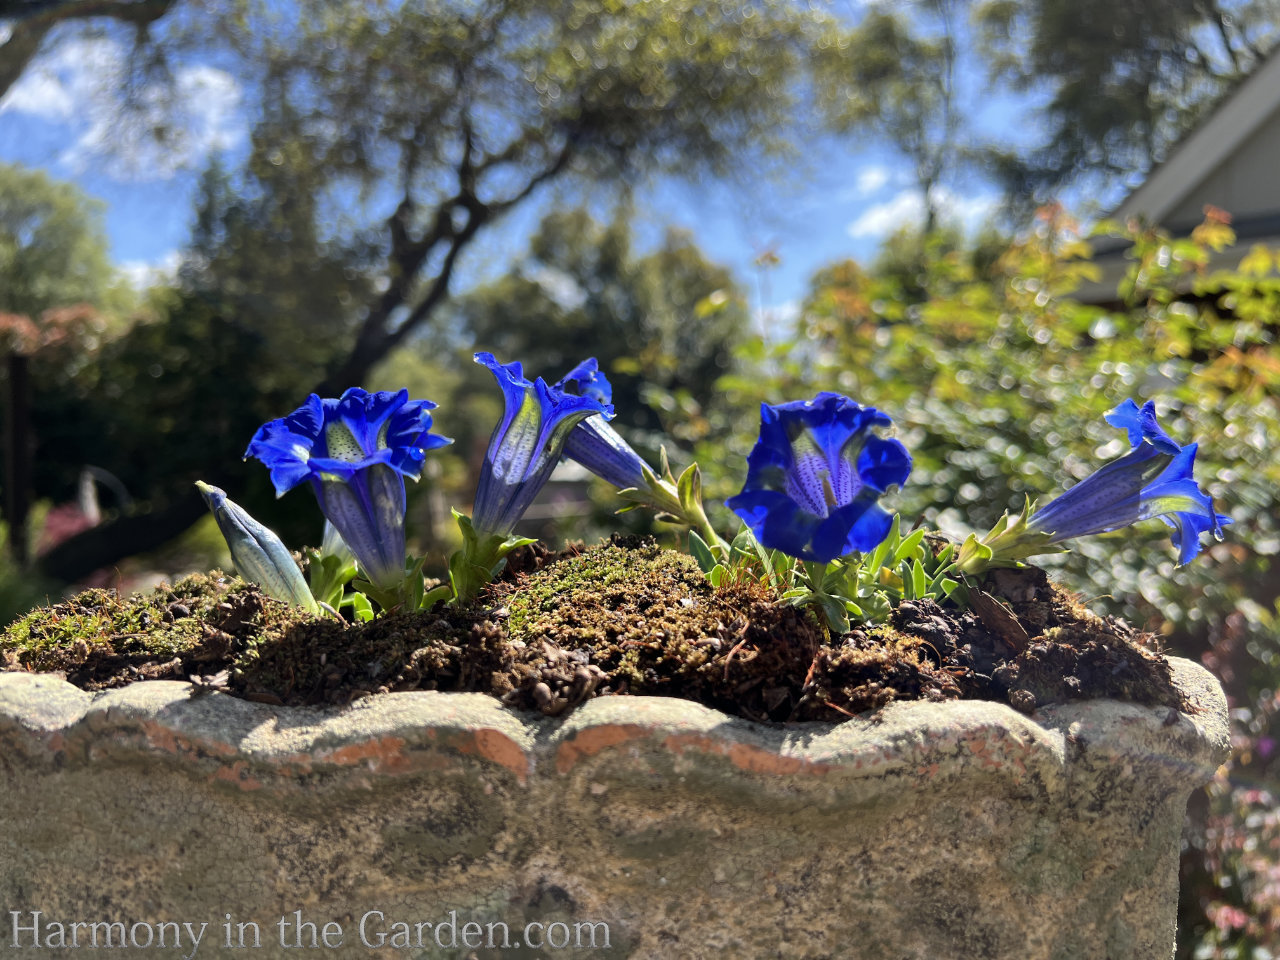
[4,351,31,566]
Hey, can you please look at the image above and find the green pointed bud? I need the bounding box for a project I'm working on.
[196,481,320,614]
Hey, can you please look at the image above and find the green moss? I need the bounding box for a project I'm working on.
[1,572,294,682]
[494,536,831,720]
[505,539,700,636]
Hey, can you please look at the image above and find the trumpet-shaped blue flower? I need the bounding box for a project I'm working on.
[555,358,650,491]
[726,392,912,563]
[245,388,451,590]
[472,352,611,537]
[1027,399,1229,564]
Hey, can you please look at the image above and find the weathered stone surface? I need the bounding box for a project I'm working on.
[0,658,1228,959]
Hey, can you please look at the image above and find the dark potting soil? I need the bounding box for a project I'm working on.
[0,536,1187,722]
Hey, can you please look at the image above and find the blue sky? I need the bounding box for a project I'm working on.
[0,22,1045,323]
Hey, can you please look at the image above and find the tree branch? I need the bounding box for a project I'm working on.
[319,127,578,392]
[0,16,54,104]
[0,0,176,101]
[1203,0,1243,74]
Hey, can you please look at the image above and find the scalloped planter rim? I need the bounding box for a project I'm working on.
[0,658,1229,959]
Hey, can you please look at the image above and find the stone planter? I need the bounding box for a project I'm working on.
[0,657,1227,959]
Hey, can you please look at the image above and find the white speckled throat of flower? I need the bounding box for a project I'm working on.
[785,429,863,518]
[326,421,368,463]
[490,391,541,482]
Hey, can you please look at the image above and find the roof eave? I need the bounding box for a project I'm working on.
[1111,47,1280,224]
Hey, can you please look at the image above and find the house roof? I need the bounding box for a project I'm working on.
[1110,45,1280,226]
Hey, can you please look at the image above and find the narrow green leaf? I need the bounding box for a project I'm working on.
[867,515,898,575]
[771,549,795,586]
[748,535,776,589]
[688,530,717,574]
[818,595,850,634]
[495,535,537,560]
[404,557,426,610]
[344,592,375,623]
[452,508,479,554]
[676,463,702,516]
[419,584,452,610]
[894,528,926,565]
[729,526,757,568]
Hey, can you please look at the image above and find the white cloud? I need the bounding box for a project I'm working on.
[835,164,903,203]
[847,190,926,238]
[2,71,75,118]
[754,298,800,338]
[846,187,1001,239]
[855,166,890,196]
[2,37,244,181]
[0,36,112,120]
[117,250,182,290]
[524,263,587,310]
[943,189,1001,230]
[767,298,800,325]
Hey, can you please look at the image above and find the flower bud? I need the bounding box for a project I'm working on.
[196,481,319,613]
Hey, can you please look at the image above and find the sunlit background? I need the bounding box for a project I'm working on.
[2,0,1280,954]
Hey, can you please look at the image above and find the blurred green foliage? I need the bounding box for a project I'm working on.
[0,164,117,321]
[688,208,1278,959]
[449,205,745,438]
[701,210,1276,648]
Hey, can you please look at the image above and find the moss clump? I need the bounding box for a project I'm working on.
[1,573,287,686]
[495,536,831,720]
[805,628,964,716]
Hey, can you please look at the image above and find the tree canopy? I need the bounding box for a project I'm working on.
[977,0,1279,196]
[815,1,964,231]
[456,205,745,438]
[0,163,113,321]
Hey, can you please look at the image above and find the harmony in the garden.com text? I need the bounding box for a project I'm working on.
[7,910,611,954]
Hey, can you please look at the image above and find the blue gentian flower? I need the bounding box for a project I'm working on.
[472,352,611,537]
[556,357,613,405]
[245,388,451,590]
[556,358,650,491]
[726,392,912,563]
[1027,399,1229,564]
